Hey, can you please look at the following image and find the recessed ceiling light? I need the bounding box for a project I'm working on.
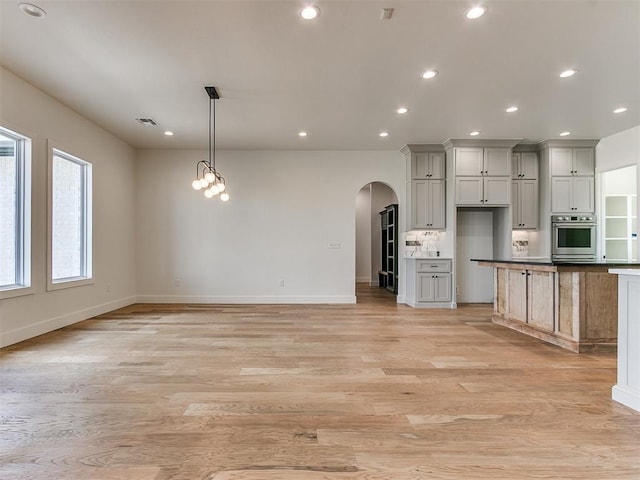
[560,131,571,136]
[421,70,438,79]
[466,6,486,19]
[164,131,174,136]
[18,3,46,18]
[469,131,480,136]
[298,131,308,137]
[559,69,577,78]
[396,107,409,114]
[379,132,390,138]
[506,106,518,113]
[300,5,320,20]
[613,107,628,114]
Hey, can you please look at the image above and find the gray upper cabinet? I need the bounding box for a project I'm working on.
[402,145,447,230]
[512,152,538,179]
[549,146,595,213]
[412,152,445,179]
[455,148,484,176]
[455,147,511,176]
[455,147,512,206]
[483,148,512,176]
[551,148,594,176]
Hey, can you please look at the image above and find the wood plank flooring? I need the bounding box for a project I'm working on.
[1,285,639,479]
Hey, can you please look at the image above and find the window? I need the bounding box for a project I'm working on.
[49,147,92,288]
[0,126,31,297]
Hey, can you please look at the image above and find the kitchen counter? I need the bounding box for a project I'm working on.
[473,259,640,352]
[472,258,640,267]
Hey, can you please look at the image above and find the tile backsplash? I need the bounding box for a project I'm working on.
[512,231,529,257]
[405,231,441,257]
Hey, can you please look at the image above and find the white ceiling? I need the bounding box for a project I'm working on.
[1,0,639,151]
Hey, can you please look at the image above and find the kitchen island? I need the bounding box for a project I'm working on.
[474,259,640,353]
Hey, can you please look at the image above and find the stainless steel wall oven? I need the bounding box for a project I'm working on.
[552,215,596,262]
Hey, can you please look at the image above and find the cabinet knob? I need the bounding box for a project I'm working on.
[521,272,526,275]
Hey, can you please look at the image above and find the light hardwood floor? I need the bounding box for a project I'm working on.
[1,285,639,479]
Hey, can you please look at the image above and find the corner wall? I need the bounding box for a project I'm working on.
[0,67,137,347]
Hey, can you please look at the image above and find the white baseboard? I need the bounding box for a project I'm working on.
[0,295,137,348]
[369,281,379,287]
[135,294,357,305]
[356,276,371,283]
[612,385,640,413]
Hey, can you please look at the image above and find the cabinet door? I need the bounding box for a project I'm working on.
[428,179,446,229]
[412,153,429,179]
[572,176,594,212]
[429,152,445,179]
[551,177,572,213]
[527,270,554,331]
[507,269,528,322]
[511,153,521,179]
[484,148,511,176]
[455,148,484,176]
[573,148,594,175]
[433,273,452,302]
[411,180,429,229]
[519,180,539,229]
[455,177,484,205]
[551,148,573,176]
[512,181,520,228]
[483,177,511,205]
[416,273,434,302]
[519,152,538,179]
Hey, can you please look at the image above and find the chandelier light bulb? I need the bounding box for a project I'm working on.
[210,184,220,195]
[217,183,226,192]
[204,171,216,183]
[199,178,209,188]
[204,188,214,198]
[220,192,230,202]
[192,179,202,190]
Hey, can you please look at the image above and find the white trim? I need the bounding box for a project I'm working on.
[46,141,94,291]
[135,294,356,304]
[356,276,370,283]
[612,385,640,413]
[0,296,137,348]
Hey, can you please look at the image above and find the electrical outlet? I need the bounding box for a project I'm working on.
[175,279,181,287]
[279,279,285,287]
[106,284,111,293]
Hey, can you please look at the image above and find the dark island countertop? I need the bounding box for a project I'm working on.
[471,258,640,268]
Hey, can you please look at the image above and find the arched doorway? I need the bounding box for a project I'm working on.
[355,182,398,303]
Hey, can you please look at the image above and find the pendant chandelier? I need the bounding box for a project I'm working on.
[191,86,229,201]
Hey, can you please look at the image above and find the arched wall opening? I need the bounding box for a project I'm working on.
[355,182,398,294]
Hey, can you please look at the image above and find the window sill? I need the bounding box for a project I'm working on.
[47,277,94,292]
[0,285,35,300]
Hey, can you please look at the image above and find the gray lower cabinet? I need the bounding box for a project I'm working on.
[406,258,452,307]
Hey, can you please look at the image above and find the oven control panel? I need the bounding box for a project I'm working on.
[552,215,595,223]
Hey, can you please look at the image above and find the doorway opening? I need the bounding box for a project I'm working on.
[355,182,398,303]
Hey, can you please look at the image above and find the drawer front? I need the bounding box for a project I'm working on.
[416,260,451,273]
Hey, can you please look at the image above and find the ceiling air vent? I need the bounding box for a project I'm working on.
[136,118,159,126]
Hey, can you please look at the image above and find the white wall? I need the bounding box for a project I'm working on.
[0,67,137,347]
[135,149,405,303]
[355,186,372,283]
[597,125,640,225]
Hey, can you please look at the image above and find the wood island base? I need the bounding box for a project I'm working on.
[477,261,622,353]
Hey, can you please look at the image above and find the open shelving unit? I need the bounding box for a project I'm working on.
[604,194,637,262]
[379,204,398,294]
